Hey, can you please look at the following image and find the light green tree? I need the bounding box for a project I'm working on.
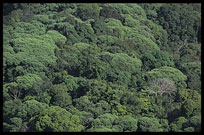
[145,66,187,88]
[34,106,83,132]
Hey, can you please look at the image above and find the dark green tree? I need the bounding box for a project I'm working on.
[76,3,100,21]
[138,117,163,132]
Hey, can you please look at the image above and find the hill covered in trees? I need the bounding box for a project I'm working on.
[3,3,201,132]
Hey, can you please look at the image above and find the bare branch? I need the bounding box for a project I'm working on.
[148,78,177,97]
[8,86,23,100]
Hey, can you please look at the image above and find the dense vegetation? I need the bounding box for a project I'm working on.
[3,3,201,132]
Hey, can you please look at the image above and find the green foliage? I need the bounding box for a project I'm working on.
[145,66,187,88]
[180,43,201,62]
[176,89,189,102]
[3,84,11,101]
[125,33,160,56]
[3,3,200,132]
[97,35,119,46]
[139,3,162,22]
[100,5,124,22]
[73,96,95,113]
[92,18,112,36]
[97,52,142,86]
[3,26,61,81]
[127,97,151,117]
[157,4,201,43]
[3,117,22,132]
[115,115,138,132]
[170,117,187,132]
[181,99,200,118]
[183,127,195,132]
[3,99,27,120]
[33,14,55,25]
[16,73,42,91]
[125,4,147,18]
[123,15,140,27]
[90,113,117,129]
[76,3,100,21]
[177,89,201,117]
[36,92,52,105]
[34,106,83,132]
[4,9,23,25]
[14,21,46,36]
[186,115,201,132]
[108,3,146,19]
[86,79,121,104]
[46,30,67,44]
[49,83,72,108]
[160,119,170,132]
[74,21,97,43]
[23,99,49,118]
[142,50,174,71]
[138,117,162,132]
[87,113,139,132]
[112,103,127,116]
[27,81,53,99]
[179,61,201,93]
[147,21,168,49]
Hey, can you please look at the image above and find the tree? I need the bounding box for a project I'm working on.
[3,25,64,81]
[142,50,174,71]
[97,52,142,86]
[145,66,187,88]
[139,3,162,22]
[33,106,83,132]
[157,4,201,43]
[91,18,111,36]
[181,99,200,118]
[170,117,187,132]
[85,79,122,105]
[3,3,201,132]
[160,119,170,132]
[147,78,177,97]
[100,5,124,22]
[177,89,201,117]
[138,117,163,132]
[126,33,160,56]
[49,83,72,108]
[185,115,201,132]
[3,117,22,132]
[95,100,112,115]
[3,82,23,100]
[115,115,138,132]
[178,43,201,64]
[23,99,49,118]
[179,61,201,93]
[111,103,127,116]
[74,21,97,43]
[16,73,43,91]
[87,113,118,132]
[3,99,27,120]
[76,3,100,21]
[27,81,52,102]
[79,111,94,131]
[73,96,95,113]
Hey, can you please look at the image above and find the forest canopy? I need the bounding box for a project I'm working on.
[3,3,201,132]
